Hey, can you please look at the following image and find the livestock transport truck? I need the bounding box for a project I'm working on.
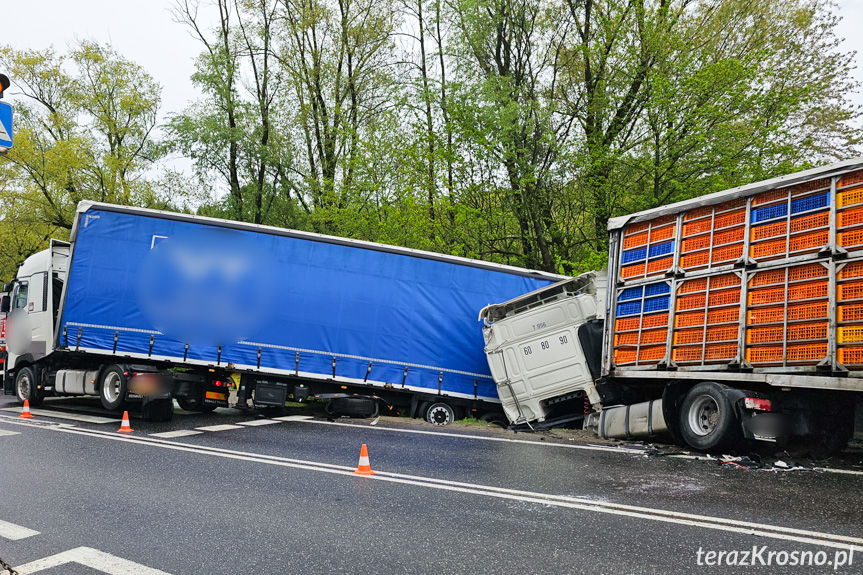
[1,202,564,423]
[481,158,863,451]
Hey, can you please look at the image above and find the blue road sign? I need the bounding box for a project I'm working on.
[0,102,12,148]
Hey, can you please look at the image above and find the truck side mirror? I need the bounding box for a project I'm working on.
[0,295,9,313]
[1,283,12,293]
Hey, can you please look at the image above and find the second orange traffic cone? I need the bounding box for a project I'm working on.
[19,400,33,419]
[353,444,375,476]
[117,411,134,433]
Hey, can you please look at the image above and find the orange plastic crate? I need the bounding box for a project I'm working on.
[747,306,785,324]
[787,301,828,322]
[838,347,863,365]
[641,312,669,329]
[750,238,786,259]
[684,206,714,221]
[838,186,863,208]
[788,281,828,301]
[713,227,745,246]
[788,322,828,341]
[615,332,640,346]
[673,347,703,363]
[789,230,828,253]
[682,219,712,236]
[750,268,786,287]
[623,231,649,249]
[751,220,787,241]
[839,282,863,301]
[614,348,638,364]
[746,347,784,364]
[746,326,784,344]
[706,325,738,342]
[712,243,743,263]
[789,211,829,233]
[678,278,708,294]
[639,329,669,345]
[788,263,828,282]
[749,287,785,306]
[839,304,863,322]
[790,178,830,195]
[838,326,863,344]
[650,225,675,242]
[715,199,747,212]
[708,307,740,324]
[625,221,650,235]
[616,316,640,332]
[838,229,863,248]
[652,215,677,227]
[709,273,741,290]
[838,207,863,229]
[839,262,863,280]
[752,189,788,206]
[839,171,863,188]
[713,210,746,230]
[646,256,673,275]
[620,263,645,279]
[674,329,704,345]
[676,293,707,311]
[786,344,827,362]
[682,235,712,252]
[638,346,666,363]
[680,251,710,270]
[704,344,738,361]
[675,311,705,328]
[708,288,740,307]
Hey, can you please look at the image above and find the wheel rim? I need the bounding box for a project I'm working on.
[428,406,452,425]
[17,373,31,401]
[103,372,122,403]
[688,395,719,436]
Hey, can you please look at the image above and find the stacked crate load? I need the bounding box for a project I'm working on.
[679,200,746,271]
[672,273,742,366]
[613,281,672,366]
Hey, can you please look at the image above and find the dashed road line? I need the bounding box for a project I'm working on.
[148,430,203,439]
[0,519,39,541]
[15,546,171,575]
[194,424,243,432]
[236,419,280,427]
[0,407,116,424]
[0,429,21,437]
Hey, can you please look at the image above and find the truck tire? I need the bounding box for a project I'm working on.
[15,367,43,407]
[178,394,216,413]
[99,365,127,411]
[425,402,459,426]
[679,382,740,451]
[326,397,379,418]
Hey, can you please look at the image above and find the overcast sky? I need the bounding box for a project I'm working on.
[3,0,862,134]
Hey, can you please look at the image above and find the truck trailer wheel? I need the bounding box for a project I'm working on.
[100,366,127,411]
[15,367,43,407]
[679,382,740,451]
[425,402,458,426]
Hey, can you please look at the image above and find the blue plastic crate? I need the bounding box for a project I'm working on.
[751,203,788,223]
[616,301,643,317]
[644,282,671,297]
[790,192,829,215]
[642,295,670,313]
[618,286,643,301]
[648,240,675,258]
[621,247,648,264]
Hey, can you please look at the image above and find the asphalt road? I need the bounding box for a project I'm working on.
[0,396,862,574]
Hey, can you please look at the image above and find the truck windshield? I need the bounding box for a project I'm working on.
[13,282,28,310]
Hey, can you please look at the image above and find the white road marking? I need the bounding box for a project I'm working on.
[4,415,861,552]
[273,415,648,454]
[194,424,243,432]
[1,407,115,424]
[15,546,171,574]
[148,430,203,438]
[0,429,20,437]
[0,519,39,541]
[236,419,280,427]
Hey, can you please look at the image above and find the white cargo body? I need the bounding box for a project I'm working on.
[480,272,606,425]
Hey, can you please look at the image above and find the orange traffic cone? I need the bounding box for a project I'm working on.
[117,411,134,433]
[353,444,375,476]
[19,400,33,419]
